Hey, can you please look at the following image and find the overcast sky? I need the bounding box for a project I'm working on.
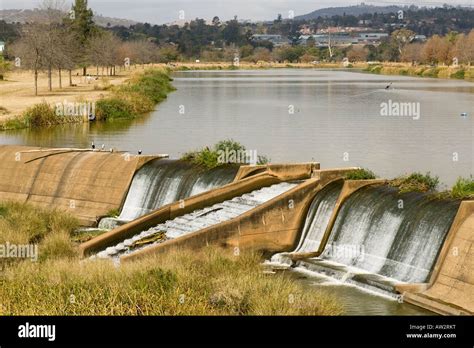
[1,0,472,24]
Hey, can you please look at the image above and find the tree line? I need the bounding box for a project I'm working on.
[6,0,169,96]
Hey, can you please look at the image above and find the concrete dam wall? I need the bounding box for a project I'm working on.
[1,145,471,315]
[0,145,160,226]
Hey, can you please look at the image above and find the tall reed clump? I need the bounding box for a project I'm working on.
[95,69,175,121]
[0,102,78,130]
[0,201,79,265]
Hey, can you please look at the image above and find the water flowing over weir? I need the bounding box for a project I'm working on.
[294,181,343,253]
[119,159,239,221]
[94,182,298,261]
[316,186,460,284]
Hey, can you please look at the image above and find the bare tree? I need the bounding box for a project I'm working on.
[10,24,47,96]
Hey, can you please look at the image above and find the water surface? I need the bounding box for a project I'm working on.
[2,69,472,186]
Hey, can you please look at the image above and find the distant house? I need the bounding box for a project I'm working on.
[412,35,427,42]
[0,41,5,53]
[300,34,358,47]
[356,33,389,44]
[251,34,290,47]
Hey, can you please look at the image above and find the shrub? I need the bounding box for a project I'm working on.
[22,102,58,127]
[182,139,270,169]
[450,69,465,79]
[95,97,136,120]
[450,176,474,199]
[390,172,439,193]
[345,168,377,180]
[370,65,383,74]
[422,68,440,78]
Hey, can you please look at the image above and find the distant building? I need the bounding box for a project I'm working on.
[357,33,389,44]
[299,24,314,35]
[251,34,290,47]
[300,34,357,47]
[412,35,427,42]
[300,32,389,47]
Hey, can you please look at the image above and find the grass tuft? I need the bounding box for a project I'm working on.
[344,168,377,180]
[450,176,474,200]
[390,172,439,194]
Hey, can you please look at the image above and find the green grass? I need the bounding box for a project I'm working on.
[0,201,342,316]
[450,176,474,199]
[182,139,269,169]
[390,172,439,194]
[450,69,465,79]
[95,69,175,121]
[344,168,377,180]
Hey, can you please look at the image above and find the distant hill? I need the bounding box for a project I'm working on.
[295,4,407,20]
[0,9,137,27]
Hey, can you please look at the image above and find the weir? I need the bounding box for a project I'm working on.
[95,182,298,261]
[118,159,239,221]
[318,185,460,284]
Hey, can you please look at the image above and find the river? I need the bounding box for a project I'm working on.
[1,69,472,186]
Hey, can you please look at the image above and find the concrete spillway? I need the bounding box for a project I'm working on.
[293,181,343,253]
[320,185,460,284]
[94,182,298,260]
[119,159,239,221]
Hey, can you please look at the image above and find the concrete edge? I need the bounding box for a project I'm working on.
[79,172,281,256]
[291,179,387,260]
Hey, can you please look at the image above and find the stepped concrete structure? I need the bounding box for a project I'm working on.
[398,201,474,315]
[289,179,387,261]
[80,168,355,258]
[1,146,472,316]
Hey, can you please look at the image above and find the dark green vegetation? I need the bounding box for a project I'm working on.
[390,172,439,194]
[182,139,270,169]
[450,176,474,200]
[344,168,377,180]
[96,69,175,120]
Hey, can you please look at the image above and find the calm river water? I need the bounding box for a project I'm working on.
[1,69,472,186]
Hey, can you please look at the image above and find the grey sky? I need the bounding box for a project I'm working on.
[1,0,473,24]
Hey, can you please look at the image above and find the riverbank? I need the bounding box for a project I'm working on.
[168,61,474,81]
[0,67,175,130]
[0,201,341,315]
[361,63,473,80]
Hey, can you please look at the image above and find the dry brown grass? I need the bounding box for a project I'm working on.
[0,201,342,316]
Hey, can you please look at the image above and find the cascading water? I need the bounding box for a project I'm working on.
[95,182,298,261]
[268,181,342,265]
[119,159,239,221]
[320,185,460,283]
[294,181,343,253]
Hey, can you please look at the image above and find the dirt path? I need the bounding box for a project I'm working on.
[0,67,144,120]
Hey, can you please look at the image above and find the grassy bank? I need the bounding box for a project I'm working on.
[0,201,341,316]
[363,63,474,81]
[0,68,175,131]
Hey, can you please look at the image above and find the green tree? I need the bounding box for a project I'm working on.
[67,0,97,75]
